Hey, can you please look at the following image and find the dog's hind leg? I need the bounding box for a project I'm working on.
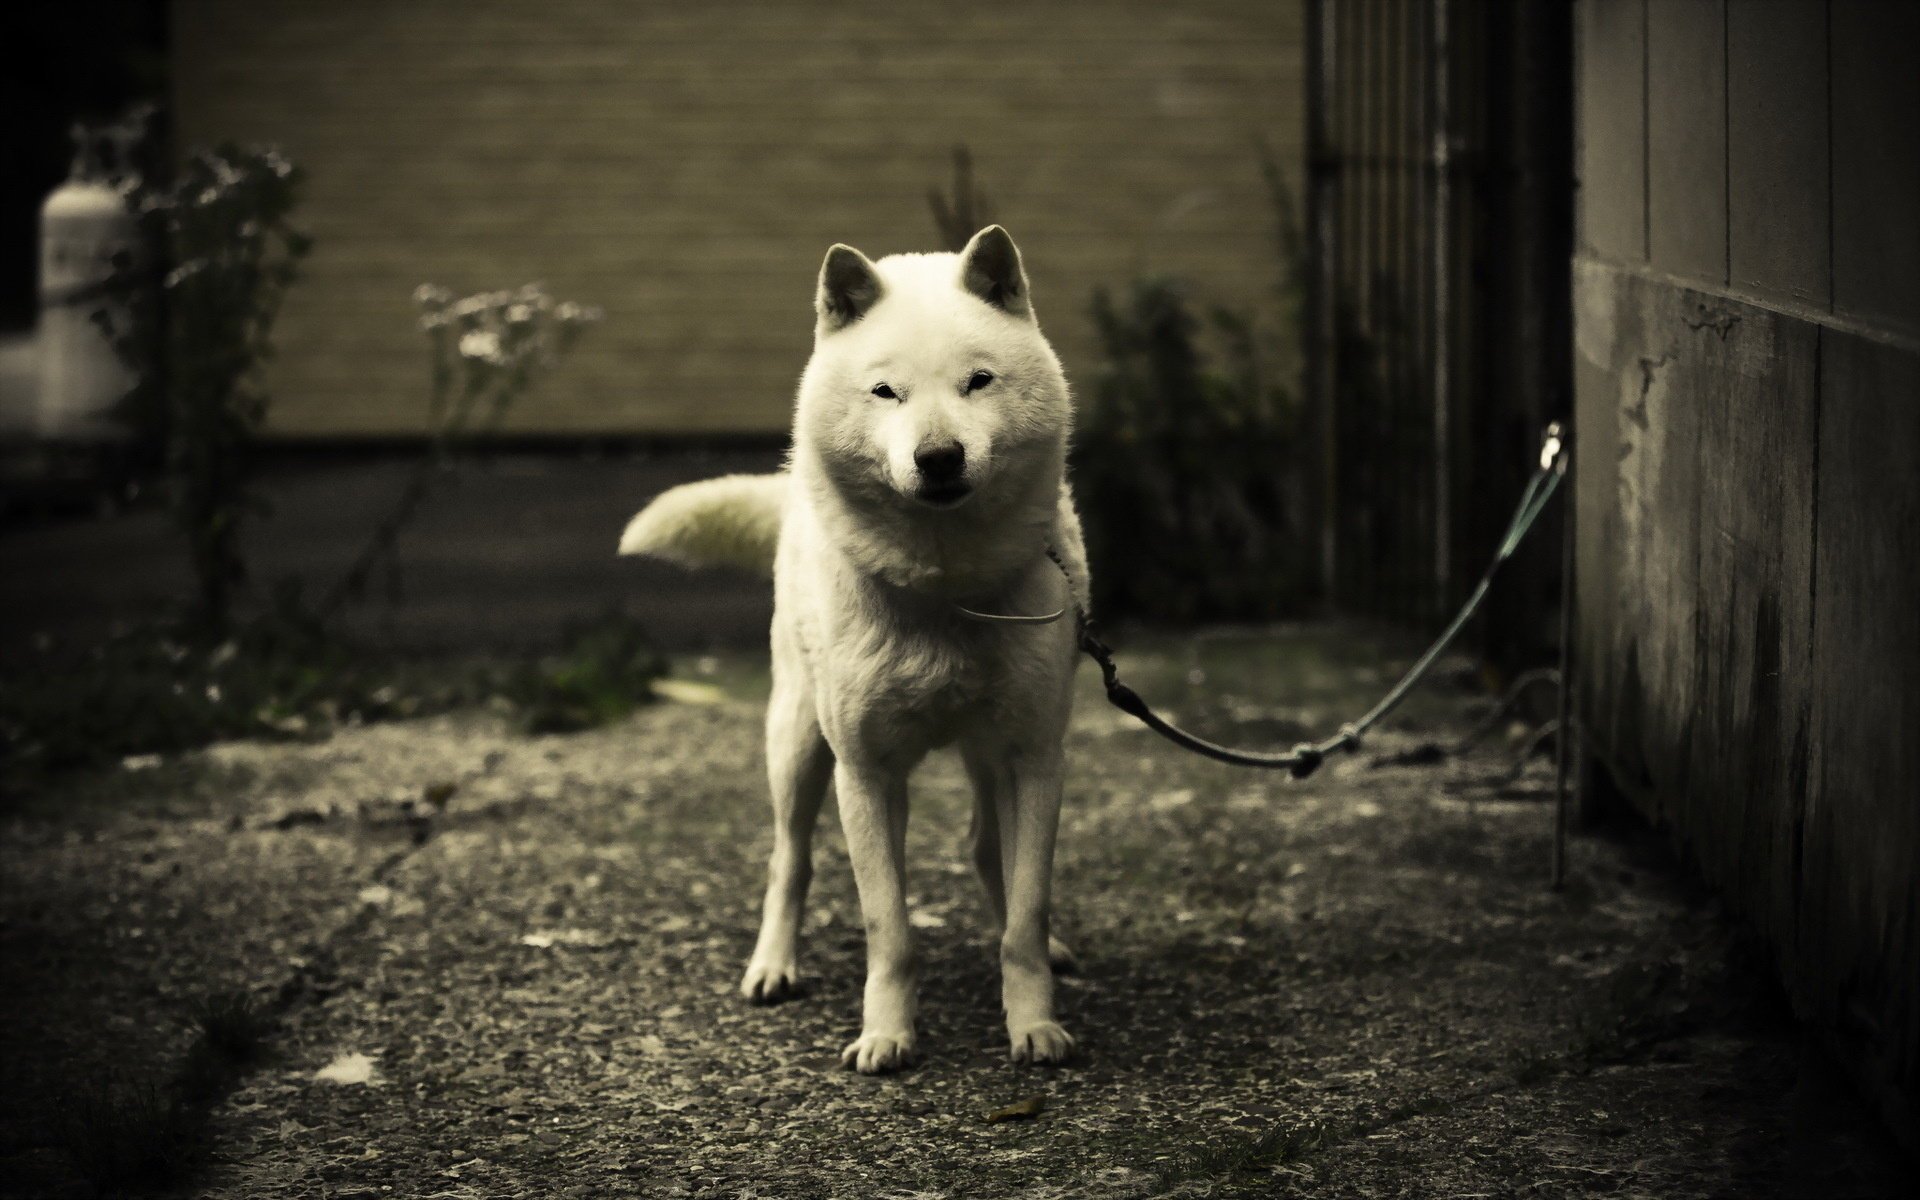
[741,672,833,1004]
[963,746,1076,974]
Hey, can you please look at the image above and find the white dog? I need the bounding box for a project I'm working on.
[619,227,1087,1073]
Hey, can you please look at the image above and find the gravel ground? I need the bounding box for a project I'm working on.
[1,627,1906,1198]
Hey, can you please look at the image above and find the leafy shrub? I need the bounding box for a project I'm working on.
[1073,156,1316,624]
[0,602,436,774]
[928,144,994,251]
[504,611,666,735]
[1074,279,1314,622]
[0,604,663,776]
[54,1074,204,1194]
[316,282,601,617]
[95,142,312,635]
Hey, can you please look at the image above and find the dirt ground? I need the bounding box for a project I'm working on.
[0,627,1907,1198]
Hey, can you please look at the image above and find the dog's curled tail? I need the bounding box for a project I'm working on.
[617,472,788,576]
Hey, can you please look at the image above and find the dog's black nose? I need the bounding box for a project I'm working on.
[914,443,966,483]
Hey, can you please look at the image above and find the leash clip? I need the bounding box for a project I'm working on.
[1540,421,1567,473]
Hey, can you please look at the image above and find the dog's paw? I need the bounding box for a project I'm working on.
[740,957,802,1004]
[840,1030,918,1074]
[1048,935,1079,974]
[1008,1021,1076,1065]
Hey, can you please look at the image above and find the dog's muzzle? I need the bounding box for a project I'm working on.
[913,442,972,507]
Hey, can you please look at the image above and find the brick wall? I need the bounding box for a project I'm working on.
[171,0,1304,437]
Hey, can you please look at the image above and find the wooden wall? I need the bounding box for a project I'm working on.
[170,0,1304,437]
[1574,0,1919,1137]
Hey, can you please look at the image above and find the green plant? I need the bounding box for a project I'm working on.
[52,990,279,1194]
[316,282,600,616]
[503,611,665,734]
[1075,280,1313,622]
[0,600,463,775]
[187,991,272,1068]
[95,143,312,635]
[0,606,661,778]
[1073,158,1315,623]
[55,1074,204,1194]
[928,144,994,252]
[1160,1120,1338,1191]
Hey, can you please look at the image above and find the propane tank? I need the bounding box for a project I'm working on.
[36,125,141,441]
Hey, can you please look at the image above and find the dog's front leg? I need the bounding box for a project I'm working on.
[834,757,918,1073]
[742,673,833,1003]
[997,748,1075,1064]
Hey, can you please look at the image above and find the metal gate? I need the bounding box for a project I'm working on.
[1305,0,1571,649]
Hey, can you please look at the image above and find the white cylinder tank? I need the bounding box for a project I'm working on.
[36,169,140,441]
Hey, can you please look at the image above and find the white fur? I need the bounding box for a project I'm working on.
[621,227,1088,1073]
[617,473,788,573]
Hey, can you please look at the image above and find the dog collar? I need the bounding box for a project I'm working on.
[954,603,1066,625]
[951,547,1072,625]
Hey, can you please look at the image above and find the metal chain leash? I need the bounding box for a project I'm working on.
[1055,422,1570,780]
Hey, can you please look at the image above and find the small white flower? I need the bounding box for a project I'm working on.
[458,329,503,363]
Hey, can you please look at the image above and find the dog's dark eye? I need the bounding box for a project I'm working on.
[967,371,994,393]
[871,383,897,400]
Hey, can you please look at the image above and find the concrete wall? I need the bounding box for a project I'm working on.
[1574,0,1918,1135]
[171,0,1303,438]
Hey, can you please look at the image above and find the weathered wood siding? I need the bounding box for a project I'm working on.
[1574,0,1919,1136]
[170,0,1304,437]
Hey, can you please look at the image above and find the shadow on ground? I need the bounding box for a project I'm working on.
[0,629,1908,1198]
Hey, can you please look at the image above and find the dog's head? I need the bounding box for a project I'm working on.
[794,227,1071,513]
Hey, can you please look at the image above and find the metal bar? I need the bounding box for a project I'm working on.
[1430,0,1454,619]
[1391,0,1414,621]
[1364,0,1385,614]
[1305,0,1336,602]
[1552,441,1575,890]
[1314,0,1342,609]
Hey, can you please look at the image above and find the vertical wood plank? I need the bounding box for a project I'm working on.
[1576,0,1647,263]
[1808,330,1920,1123]
[1688,301,1817,955]
[1831,0,1920,338]
[1572,260,1629,763]
[1727,0,1830,307]
[1608,277,1701,825]
[1646,0,1727,284]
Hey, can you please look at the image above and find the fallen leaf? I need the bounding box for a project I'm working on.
[651,679,728,706]
[314,1052,379,1086]
[908,910,947,929]
[985,1094,1046,1123]
[1150,788,1196,812]
[259,711,309,735]
[423,781,458,808]
[520,928,617,949]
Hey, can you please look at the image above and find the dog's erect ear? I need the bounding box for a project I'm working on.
[816,244,884,332]
[959,225,1032,318]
